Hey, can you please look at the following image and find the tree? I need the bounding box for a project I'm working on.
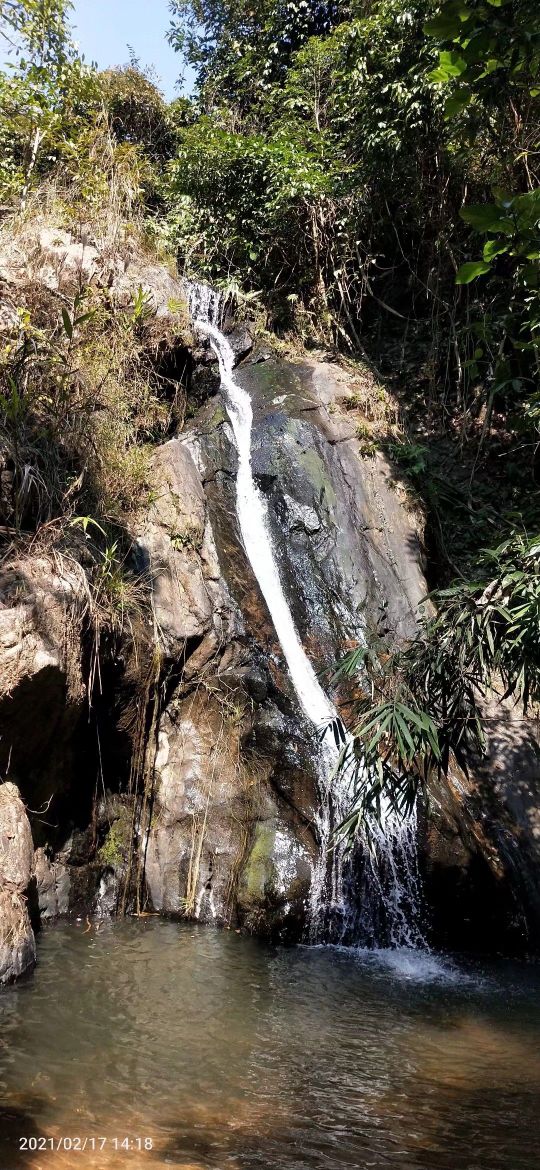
[101,66,178,165]
[0,0,98,206]
[168,0,344,108]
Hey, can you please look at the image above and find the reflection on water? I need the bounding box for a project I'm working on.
[1,921,539,1169]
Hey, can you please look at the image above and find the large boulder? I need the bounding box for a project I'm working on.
[145,689,252,920]
[0,557,85,825]
[135,439,233,659]
[0,782,35,984]
[0,222,191,346]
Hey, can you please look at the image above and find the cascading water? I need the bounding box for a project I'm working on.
[186,281,425,950]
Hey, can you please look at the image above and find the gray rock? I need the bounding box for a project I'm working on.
[0,887,36,984]
[34,847,70,920]
[226,323,253,364]
[283,494,321,534]
[136,438,240,660]
[0,782,34,891]
[0,782,35,984]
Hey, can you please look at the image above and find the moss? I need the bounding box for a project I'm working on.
[97,810,132,869]
[296,447,337,508]
[239,823,277,903]
[210,402,227,428]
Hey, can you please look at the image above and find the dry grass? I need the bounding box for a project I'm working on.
[0,151,189,538]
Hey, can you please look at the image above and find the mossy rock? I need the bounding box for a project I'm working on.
[239,822,278,906]
[97,806,133,870]
[209,402,228,429]
[296,447,337,508]
[238,820,311,908]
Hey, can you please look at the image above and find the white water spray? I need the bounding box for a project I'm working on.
[186,282,425,948]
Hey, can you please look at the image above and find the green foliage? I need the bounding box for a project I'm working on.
[168,0,342,106]
[336,532,540,837]
[165,0,443,342]
[100,66,177,164]
[0,0,100,204]
[426,0,540,116]
[386,440,429,476]
[167,114,335,296]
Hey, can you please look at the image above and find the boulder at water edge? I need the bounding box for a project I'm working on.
[0,781,36,984]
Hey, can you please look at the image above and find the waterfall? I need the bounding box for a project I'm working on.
[186,282,425,950]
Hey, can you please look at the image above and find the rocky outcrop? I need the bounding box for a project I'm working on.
[1,233,539,965]
[422,698,540,952]
[136,351,428,939]
[0,223,190,330]
[33,847,70,921]
[137,429,319,936]
[0,556,86,832]
[136,439,235,660]
[0,782,35,983]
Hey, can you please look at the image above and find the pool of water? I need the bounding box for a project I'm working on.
[1,920,540,1169]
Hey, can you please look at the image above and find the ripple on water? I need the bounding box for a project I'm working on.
[353,945,475,984]
[1,921,540,1170]
[305,942,479,986]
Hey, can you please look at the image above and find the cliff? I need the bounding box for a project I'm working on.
[1,223,539,982]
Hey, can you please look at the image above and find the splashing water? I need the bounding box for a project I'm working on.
[186,282,425,949]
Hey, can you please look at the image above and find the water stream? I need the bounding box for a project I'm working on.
[186,283,423,948]
[1,920,540,1170]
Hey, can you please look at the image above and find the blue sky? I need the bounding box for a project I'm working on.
[71,0,191,99]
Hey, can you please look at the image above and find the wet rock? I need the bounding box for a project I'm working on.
[283,494,321,534]
[226,323,253,364]
[241,665,269,703]
[136,439,216,657]
[0,887,36,983]
[237,817,312,940]
[34,847,70,921]
[0,782,35,984]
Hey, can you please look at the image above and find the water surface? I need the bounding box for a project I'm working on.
[1,920,539,1169]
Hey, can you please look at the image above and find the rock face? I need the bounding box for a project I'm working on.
[1,230,539,963]
[141,349,540,952]
[0,556,86,830]
[34,848,71,921]
[136,439,233,660]
[422,699,540,952]
[138,352,427,939]
[0,782,35,983]
[138,430,319,938]
[0,223,190,326]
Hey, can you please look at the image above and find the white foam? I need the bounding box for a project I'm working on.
[352,945,476,985]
